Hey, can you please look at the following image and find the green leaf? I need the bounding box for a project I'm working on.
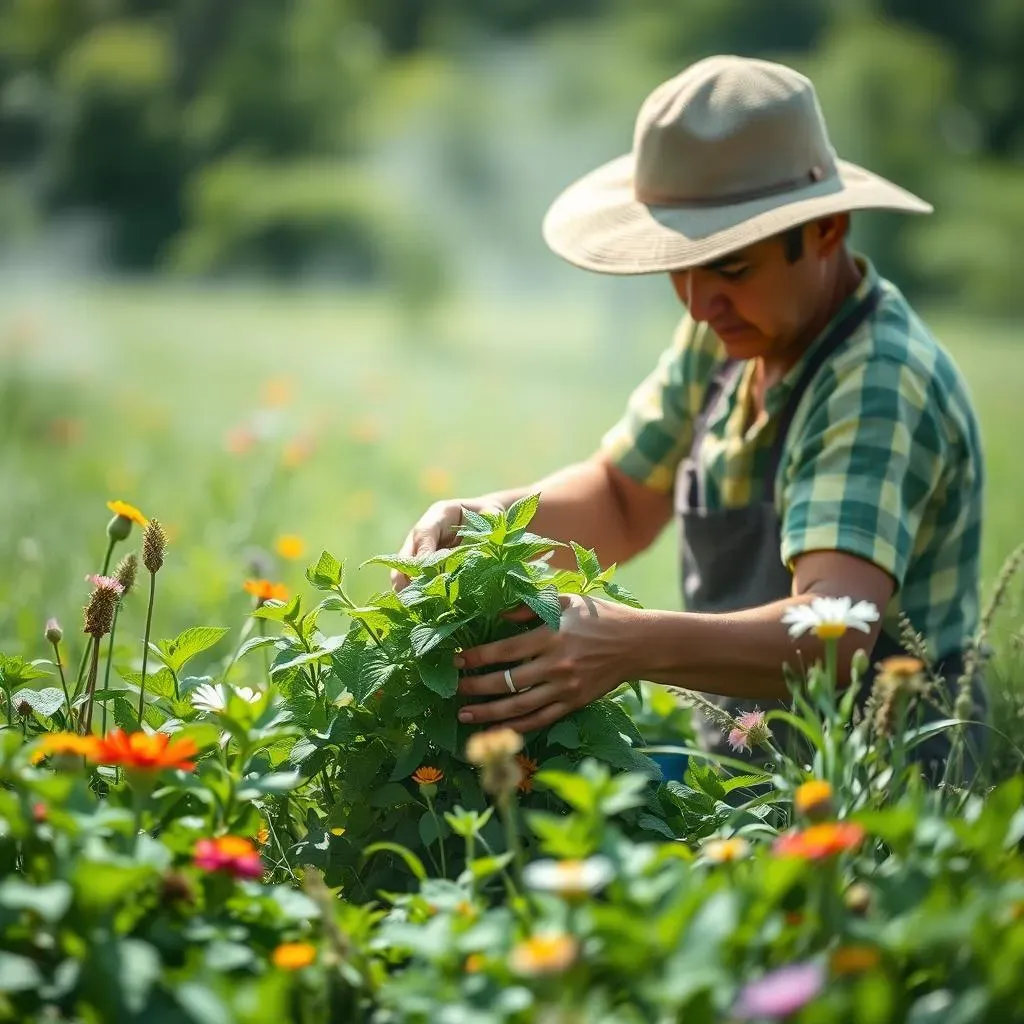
[601,579,644,608]
[362,842,427,882]
[0,952,41,993]
[418,809,448,847]
[117,938,161,1014]
[175,982,232,1024]
[571,541,602,580]
[515,586,563,632]
[685,762,726,802]
[534,770,597,814]
[418,648,459,698]
[370,782,414,808]
[504,493,540,532]
[236,635,281,660]
[119,667,176,700]
[390,732,430,781]
[11,686,66,718]
[306,550,344,590]
[0,879,72,922]
[465,852,514,880]
[409,619,471,658]
[421,709,458,752]
[156,627,230,674]
[637,813,677,839]
[0,655,50,689]
[360,553,423,576]
[547,719,581,749]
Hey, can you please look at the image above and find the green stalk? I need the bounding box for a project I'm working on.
[73,536,117,700]
[82,637,101,735]
[101,605,120,737]
[499,789,523,885]
[137,572,157,727]
[424,791,447,879]
[50,640,73,730]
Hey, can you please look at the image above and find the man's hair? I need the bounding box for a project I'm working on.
[781,225,804,264]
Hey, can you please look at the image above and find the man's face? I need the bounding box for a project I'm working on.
[668,217,846,362]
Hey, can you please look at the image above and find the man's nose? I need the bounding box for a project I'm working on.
[673,270,728,324]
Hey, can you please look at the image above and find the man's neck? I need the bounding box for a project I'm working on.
[759,252,863,393]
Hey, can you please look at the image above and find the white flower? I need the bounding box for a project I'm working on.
[781,597,879,641]
[522,856,614,897]
[190,682,261,714]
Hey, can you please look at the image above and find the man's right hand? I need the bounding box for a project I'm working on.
[391,497,503,591]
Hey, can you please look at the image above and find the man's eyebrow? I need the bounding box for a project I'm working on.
[703,253,752,271]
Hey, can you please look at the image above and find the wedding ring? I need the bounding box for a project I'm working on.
[504,668,517,694]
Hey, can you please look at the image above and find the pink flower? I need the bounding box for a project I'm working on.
[193,836,264,879]
[733,962,825,1019]
[728,708,769,753]
[85,574,125,595]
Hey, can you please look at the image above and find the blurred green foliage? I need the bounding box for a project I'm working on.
[1,0,1024,313]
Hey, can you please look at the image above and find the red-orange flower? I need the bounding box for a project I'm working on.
[243,579,289,604]
[773,822,866,861]
[412,766,444,786]
[194,835,264,879]
[92,729,198,772]
[516,754,538,793]
[35,732,102,760]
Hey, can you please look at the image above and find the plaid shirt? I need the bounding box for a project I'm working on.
[601,257,984,658]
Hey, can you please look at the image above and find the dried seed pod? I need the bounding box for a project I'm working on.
[83,577,122,637]
[114,552,138,596]
[143,518,167,574]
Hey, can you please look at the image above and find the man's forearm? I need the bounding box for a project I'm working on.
[630,597,875,700]
[477,458,636,570]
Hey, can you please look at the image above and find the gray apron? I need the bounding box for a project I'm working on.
[673,286,976,769]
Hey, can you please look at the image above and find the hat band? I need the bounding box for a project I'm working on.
[636,162,833,209]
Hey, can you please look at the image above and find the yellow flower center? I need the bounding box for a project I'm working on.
[814,622,848,640]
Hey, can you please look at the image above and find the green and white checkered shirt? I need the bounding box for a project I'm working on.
[601,257,984,659]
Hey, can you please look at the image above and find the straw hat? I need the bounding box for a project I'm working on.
[542,55,932,275]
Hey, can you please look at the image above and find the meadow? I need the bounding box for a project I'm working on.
[2,277,1021,661]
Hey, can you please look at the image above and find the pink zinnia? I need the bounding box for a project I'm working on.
[193,836,264,879]
[728,708,769,753]
[733,962,824,1019]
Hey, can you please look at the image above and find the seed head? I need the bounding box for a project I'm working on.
[16,700,33,718]
[114,552,138,596]
[143,518,167,574]
[83,577,123,637]
[44,618,63,645]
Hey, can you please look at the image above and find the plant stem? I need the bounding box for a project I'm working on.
[137,572,157,727]
[101,606,120,737]
[222,615,256,683]
[425,792,447,879]
[83,637,101,734]
[51,641,72,728]
[499,790,523,885]
[258,618,271,683]
[73,536,117,700]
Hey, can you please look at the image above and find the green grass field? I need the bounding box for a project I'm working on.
[1,280,1021,667]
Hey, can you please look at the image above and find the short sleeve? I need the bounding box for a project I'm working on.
[779,356,946,588]
[600,317,721,493]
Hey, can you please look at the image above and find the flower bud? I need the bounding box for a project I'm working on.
[44,618,63,645]
[851,648,870,678]
[108,514,134,542]
[844,882,872,916]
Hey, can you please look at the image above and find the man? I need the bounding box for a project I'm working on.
[393,56,985,757]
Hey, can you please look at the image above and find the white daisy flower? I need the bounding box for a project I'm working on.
[781,596,879,641]
[191,682,261,714]
[522,856,614,897]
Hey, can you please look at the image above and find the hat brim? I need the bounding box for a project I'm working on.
[542,153,932,275]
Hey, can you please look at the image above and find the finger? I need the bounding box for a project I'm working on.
[458,682,559,726]
[502,700,575,735]
[455,626,552,673]
[457,656,549,698]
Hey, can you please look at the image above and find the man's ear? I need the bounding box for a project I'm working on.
[814,213,851,256]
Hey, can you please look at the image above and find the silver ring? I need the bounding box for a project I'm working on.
[503,668,517,694]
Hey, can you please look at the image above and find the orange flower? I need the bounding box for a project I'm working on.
[225,426,256,455]
[261,377,294,408]
[93,729,198,772]
[106,500,148,528]
[35,732,101,760]
[243,579,289,604]
[194,836,264,879]
[275,535,306,561]
[794,780,834,819]
[256,824,271,846]
[509,933,578,976]
[464,953,485,973]
[412,766,444,786]
[773,822,866,861]
[784,910,805,927]
[877,655,926,680]
[830,945,881,976]
[516,754,538,793]
[282,435,315,468]
[271,942,316,970]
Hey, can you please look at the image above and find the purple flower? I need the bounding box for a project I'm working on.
[733,962,825,1019]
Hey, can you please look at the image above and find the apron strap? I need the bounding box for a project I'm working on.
[762,283,883,503]
[685,356,746,510]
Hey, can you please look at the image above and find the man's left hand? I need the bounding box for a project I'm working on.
[455,594,642,732]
